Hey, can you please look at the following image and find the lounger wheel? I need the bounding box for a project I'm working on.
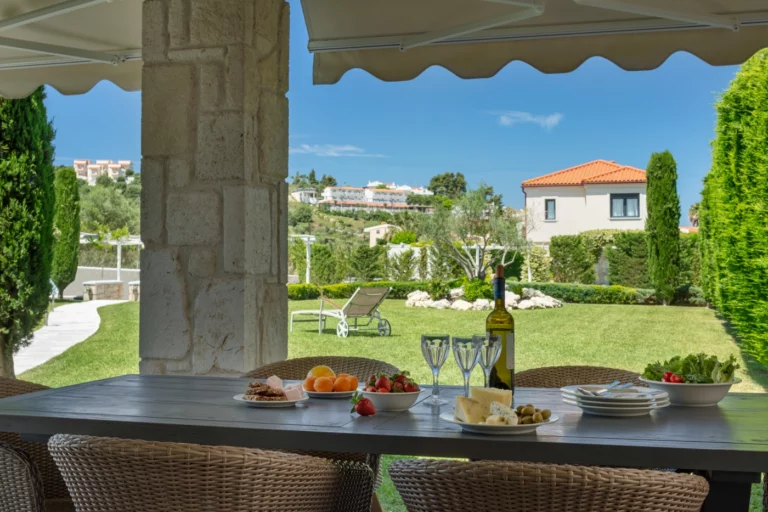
[336,320,349,338]
[378,319,391,337]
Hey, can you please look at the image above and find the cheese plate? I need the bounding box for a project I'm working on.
[440,412,558,435]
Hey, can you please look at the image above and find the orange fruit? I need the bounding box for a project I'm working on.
[333,377,351,392]
[336,373,351,380]
[314,376,333,393]
[348,376,359,390]
[303,376,317,392]
[307,365,335,379]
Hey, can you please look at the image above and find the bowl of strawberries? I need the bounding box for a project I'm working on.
[360,371,421,412]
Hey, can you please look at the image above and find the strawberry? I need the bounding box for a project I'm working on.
[350,392,376,416]
[374,375,392,391]
[377,387,390,393]
[365,386,377,392]
[393,371,410,384]
[404,380,419,393]
[392,381,405,393]
[366,374,377,387]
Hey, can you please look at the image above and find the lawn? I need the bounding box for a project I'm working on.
[19,300,768,511]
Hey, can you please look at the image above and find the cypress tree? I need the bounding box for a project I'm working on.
[0,87,56,377]
[645,150,681,305]
[52,167,81,298]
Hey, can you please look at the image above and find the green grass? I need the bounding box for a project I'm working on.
[19,300,768,511]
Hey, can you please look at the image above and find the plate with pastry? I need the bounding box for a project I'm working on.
[235,378,308,408]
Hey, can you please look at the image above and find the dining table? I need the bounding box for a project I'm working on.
[0,374,765,511]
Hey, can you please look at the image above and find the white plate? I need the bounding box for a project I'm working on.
[561,385,669,402]
[562,394,669,408]
[233,394,309,408]
[562,398,668,416]
[306,390,357,399]
[440,412,559,435]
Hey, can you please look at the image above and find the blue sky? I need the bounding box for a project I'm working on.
[46,0,742,219]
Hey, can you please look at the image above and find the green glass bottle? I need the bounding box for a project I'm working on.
[486,264,515,392]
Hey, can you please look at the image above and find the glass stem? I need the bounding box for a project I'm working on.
[464,373,471,397]
[483,369,490,388]
[432,370,439,401]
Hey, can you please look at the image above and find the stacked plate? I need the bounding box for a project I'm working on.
[561,385,670,417]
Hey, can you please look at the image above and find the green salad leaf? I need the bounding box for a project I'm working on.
[642,353,739,383]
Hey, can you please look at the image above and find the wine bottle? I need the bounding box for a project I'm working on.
[486,264,515,392]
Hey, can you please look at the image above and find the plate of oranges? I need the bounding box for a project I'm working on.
[303,365,360,399]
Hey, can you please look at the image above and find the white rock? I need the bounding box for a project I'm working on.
[431,299,452,310]
[416,299,435,308]
[406,290,431,307]
[516,299,536,310]
[472,299,492,311]
[505,291,520,304]
[451,299,473,311]
[450,287,464,299]
[522,287,545,299]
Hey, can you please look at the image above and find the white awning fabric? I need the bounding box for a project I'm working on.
[0,0,141,98]
[301,0,768,84]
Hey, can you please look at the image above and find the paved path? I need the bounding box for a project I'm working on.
[15,300,125,374]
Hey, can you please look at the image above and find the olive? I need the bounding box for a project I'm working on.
[532,412,543,423]
[521,415,533,424]
[541,409,552,420]
[516,405,526,414]
[525,404,534,409]
[521,406,535,416]
[535,408,541,413]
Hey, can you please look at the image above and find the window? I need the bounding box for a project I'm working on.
[611,193,640,218]
[545,199,556,220]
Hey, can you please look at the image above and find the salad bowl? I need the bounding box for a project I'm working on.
[638,378,741,407]
[641,353,740,407]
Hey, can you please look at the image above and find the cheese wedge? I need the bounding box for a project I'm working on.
[455,396,487,424]
[470,387,512,412]
[490,401,518,425]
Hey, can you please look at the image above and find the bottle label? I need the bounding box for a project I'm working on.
[506,332,515,370]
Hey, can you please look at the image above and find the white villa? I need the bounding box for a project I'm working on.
[289,187,318,204]
[74,159,134,185]
[523,160,647,244]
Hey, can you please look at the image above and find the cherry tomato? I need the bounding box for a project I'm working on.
[670,374,684,384]
[661,376,670,382]
[663,371,674,380]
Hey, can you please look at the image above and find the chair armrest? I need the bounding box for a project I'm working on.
[321,297,343,310]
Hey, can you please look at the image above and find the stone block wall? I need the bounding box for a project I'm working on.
[139,0,289,376]
[83,281,124,301]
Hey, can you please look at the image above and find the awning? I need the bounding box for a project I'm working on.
[300,0,768,84]
[0,0,141,98]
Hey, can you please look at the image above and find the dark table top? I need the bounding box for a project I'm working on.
[1,375,767,473]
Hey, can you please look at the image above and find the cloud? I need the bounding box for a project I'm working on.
[289,144,385,158]
[498,111,563,130]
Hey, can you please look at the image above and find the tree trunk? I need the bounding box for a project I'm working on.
[0,334,16,378]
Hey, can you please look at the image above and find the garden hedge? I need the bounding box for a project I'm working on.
[605,231,650,288]
[549,235,596,284]
[700,49,768,365]
[520,282,705,307]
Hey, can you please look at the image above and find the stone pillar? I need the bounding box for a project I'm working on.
[139,0,289,376]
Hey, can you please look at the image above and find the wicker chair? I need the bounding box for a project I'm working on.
[0,441,45,512]
[243,356,400,512]
[0,377,73,512]
[48,434,374,512]
[516,365,646,388]
[242,356,399,382]
[390,459,709,512]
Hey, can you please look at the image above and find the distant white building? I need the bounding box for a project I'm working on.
[319,181,434,214]
[74,159,133,185]
[363,223,399,247]
[522,160,647,245]
[321,186,366,202]
[290,188,318,204]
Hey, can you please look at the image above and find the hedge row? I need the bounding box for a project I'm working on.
[287,281,430,301]
[518,282,706,307]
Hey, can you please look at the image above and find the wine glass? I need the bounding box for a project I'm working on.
[452,337,483,397]
[476,334,502,388]
[421,334,451,405]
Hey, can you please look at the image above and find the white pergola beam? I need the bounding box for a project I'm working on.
[0,36,121,64]
[0,0,112,32]
[400,0,544,50]
[573,0,740,31]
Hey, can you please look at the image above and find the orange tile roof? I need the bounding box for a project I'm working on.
[522,160,646,187]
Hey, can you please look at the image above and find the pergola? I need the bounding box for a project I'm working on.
[0,0,766,377]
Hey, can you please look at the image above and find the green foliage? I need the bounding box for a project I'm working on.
[426,279,451,300]
[522,282,705,307]
[51,167,81,297]
[606,231,650,288]
[678,233,700,287]
[390,230,417,245]
[428,247,464,282]
[287,284,321,301]
[521,246,551,282]
[313,281,427,300]
[125,168,135,177]
[310,244,338,285]
[550,235,595,284]
[489,249,523,281]
[428,172,467,199]
[700,49,768,365]
[288,238,307,284]
[288,203,313,227]
[417,247,429,280]
[646,150,681,304]
[463,279,493,301]
[0,87,55,376]
[95,174,113,187]
[80,183,139,234]
[387,249,416,281]
[349,245,385,281]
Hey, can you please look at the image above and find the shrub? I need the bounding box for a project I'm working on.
[605,231,650,288]
[672,285,706,307]
[646,150,681,304]
[51,167,81,297]
[550,235,595,284]
[678,233,700,287]
[349,245,385,281]
[390,230,417,245]
[463,279,493,301]
[316,281,426,300]
[521,246,551,282]
[287,284,321,300]
[426,279,451,300]
[387,249,416,281]
[521,282,706,307]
